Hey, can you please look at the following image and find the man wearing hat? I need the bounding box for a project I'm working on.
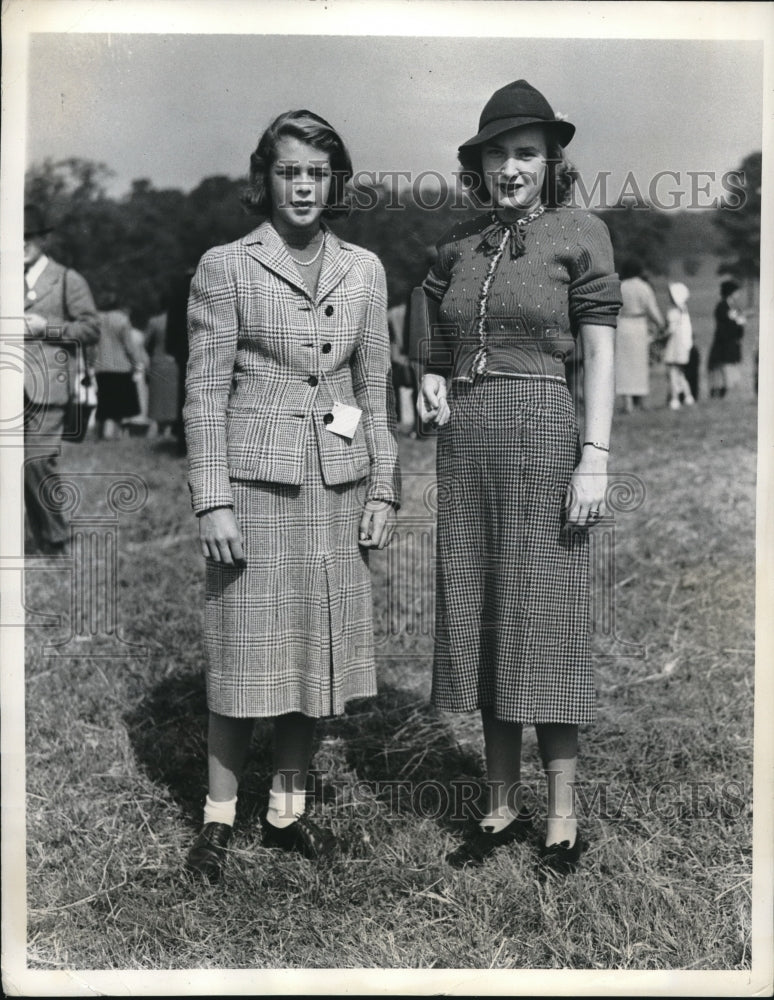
[24,204,99,554]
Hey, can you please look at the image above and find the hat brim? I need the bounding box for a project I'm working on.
[24,227,54,238]
[459,116,576,150]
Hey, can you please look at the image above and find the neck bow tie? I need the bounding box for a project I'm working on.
[476,206,545,260]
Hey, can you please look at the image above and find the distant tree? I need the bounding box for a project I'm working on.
[117,180,190,324]
[181,175,253,266]
[24,159,231,325]
[596,200,673,275]
[658,211,722,260]
[335,186,468,306]
[25,157,117,269]
[683,257,701,277]
[714,151,761,282]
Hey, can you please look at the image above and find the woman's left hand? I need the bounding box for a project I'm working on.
[565,457,608,528]
[359,500,397,549]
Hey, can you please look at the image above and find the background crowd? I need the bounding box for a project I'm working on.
[30,229,759,447]
[26,153,761,424]
[23,147,760,556]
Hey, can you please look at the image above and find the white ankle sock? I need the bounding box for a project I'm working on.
[480,805,519,834]
[266,788,306,829]
[203,794,237,827]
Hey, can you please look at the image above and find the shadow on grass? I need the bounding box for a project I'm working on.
[321,686,485,831]
[148,435,186,458]
[124,676,483,833]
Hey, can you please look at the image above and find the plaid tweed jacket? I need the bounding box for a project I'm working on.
[24,259,99,406]
[184,221,400,514]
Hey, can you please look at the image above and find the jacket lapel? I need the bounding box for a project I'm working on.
[242,221,309,298]
[25,259,62,312]
[314,228,355,306]
[241,220,356,304]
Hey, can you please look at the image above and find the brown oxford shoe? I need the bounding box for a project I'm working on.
[261,811,338,861]
[184,822,233,883]
[445,812,533,869]
[538,833,585,877]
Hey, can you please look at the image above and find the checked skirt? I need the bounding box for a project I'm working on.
[203,428,376,718]
[432,376,594,724]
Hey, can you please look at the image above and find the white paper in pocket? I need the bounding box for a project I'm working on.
[325,401,362,440]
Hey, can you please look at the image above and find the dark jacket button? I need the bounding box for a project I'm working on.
[325,305,334,316]
[321,342,332,353]
[323,413,334,425]
[308,375,319,387]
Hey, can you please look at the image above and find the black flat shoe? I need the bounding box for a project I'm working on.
[446,813,533,870]
[184,822,233,883]
[538,834,585,876]
[261,811,338,861]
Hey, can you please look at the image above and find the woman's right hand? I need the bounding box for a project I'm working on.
[418,373,450,426]
[198,507,245,566]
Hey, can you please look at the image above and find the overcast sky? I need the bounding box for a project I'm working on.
[26,31,763,207]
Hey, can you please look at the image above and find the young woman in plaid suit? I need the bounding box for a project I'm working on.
[183,111,400,882]
[417,81,621,874]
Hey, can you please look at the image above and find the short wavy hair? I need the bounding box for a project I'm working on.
[241,110,353,218]
[457,128,576,209]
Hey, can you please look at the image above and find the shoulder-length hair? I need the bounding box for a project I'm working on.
[457,129,577,209]
[241,110,353,218]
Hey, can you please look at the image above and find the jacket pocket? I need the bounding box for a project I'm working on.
[225,404,308,484]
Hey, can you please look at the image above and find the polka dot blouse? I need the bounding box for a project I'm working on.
[422,207,622,381]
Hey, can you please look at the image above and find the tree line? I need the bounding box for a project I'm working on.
[25,151,760,328]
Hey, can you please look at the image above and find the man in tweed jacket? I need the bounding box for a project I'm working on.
[23,205,99,553]
[184,219,400,516]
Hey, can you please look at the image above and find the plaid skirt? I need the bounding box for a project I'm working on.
[432,376,593,724]
[204,430,376,718]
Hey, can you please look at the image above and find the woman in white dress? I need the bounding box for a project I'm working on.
[614,258,664,412]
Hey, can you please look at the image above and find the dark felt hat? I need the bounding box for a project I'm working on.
[24,204,54,238]
[459,79,575,151]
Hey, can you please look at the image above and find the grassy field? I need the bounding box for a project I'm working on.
[20,291,758,977]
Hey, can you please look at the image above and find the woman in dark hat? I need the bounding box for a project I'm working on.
[708,279,747,397]
[416,79,621,874]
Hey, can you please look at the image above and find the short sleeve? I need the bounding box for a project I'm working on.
[568,214,622,334]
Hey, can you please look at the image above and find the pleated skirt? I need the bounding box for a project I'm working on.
[203,429,376,718]
[432,376,594,724]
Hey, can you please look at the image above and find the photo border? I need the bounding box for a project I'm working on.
[2,1,772,995]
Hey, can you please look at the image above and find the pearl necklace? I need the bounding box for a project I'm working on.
[285,232,325,266]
